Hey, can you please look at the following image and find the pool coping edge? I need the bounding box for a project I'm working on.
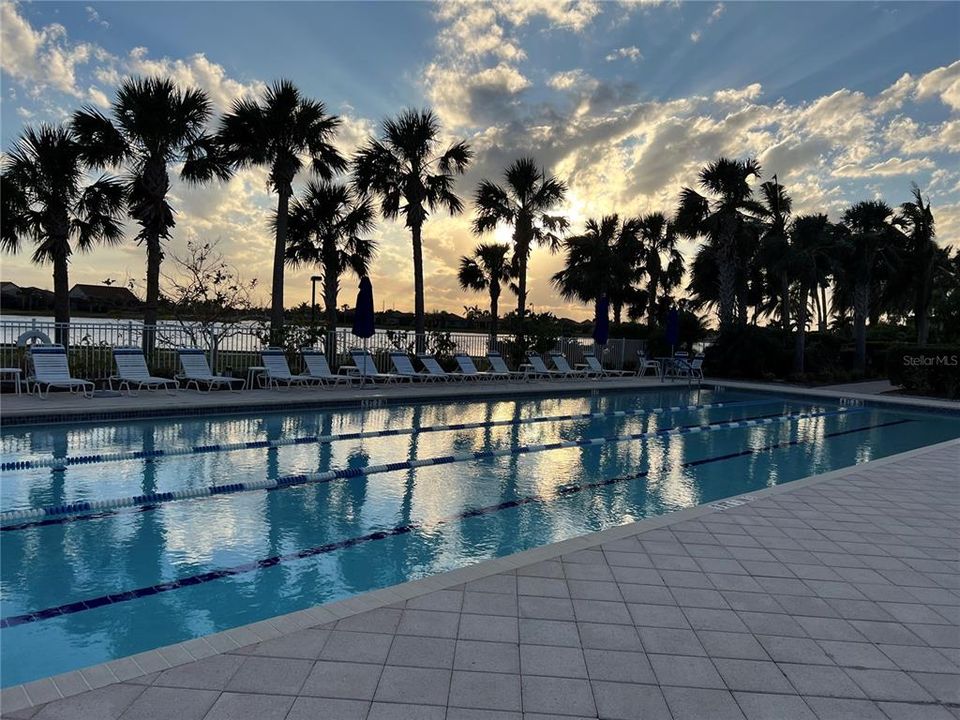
[3,434,958,713]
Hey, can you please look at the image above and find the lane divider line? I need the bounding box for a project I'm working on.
[0,406,863,526]
[0,415,909,629]
[1,399,777,472]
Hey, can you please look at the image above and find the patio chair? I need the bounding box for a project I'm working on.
[675,354,705,381]
[176,348,244,392]
[349,349,400,383]
[300,349,354,386]
[417,354,458,382]
[260,348,317,389]
[453,353,503,381]
[109,347,178,395]
[549,351,594,378]
[581,353,632,378]
[28,344,95,399]
[636,351,661,379]
[664,351,689,380]
[390,352,435,382]
[525,352,571,379]
[485,351,528,381]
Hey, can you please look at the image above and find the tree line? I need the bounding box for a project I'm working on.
[2,77,954,371]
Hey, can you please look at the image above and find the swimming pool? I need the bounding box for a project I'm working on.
[2,386,958,686]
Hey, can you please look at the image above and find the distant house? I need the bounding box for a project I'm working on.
[0,282,55,311]
[69,284,142,313]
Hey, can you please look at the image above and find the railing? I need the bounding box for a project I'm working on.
[0,318,646,382]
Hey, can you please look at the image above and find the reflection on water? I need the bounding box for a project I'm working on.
[2,388,958,686]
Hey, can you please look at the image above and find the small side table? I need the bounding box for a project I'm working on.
[245,365,267,390]
[0,368,23,395]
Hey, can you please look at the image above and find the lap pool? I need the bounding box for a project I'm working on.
[2,386,958,686]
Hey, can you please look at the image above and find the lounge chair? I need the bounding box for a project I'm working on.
[526,352,571,379]
[636,351,661,379]
[581,353,632,378]
[417,354,458,382]
[261,348,317,389]
[176,348,244,392]
[300,349,354,386]
[390,352,435,382]
[485,351,528,381]
[28,344,95,399]
[109,347,178,395]
[549,351,594,378]
[349,349,400,383]
[453,353,504,381]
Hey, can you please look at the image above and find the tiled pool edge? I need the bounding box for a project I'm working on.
[4,435,958,714]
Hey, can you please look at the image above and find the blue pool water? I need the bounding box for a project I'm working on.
[1,387,958,686]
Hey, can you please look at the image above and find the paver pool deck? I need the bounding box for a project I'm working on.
[2,430,957,720]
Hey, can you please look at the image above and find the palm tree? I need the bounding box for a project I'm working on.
[1,124,125,346]
[675,157,762,330]
[637,212,684,327]
[457,242,514,349]
[217,80,346,343]
[552,215,643,323]
[753,179,793,332]
[72,77,227,352]
[472,157,568,338]
[789,214,836,373]
[353,109,472,351]
[285,180,377,360]
[837,200,897,372]
[894,185,937,345]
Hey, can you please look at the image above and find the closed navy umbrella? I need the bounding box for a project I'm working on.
[665,306,680,355]
[352,277,375,386]
[592,296,610,345]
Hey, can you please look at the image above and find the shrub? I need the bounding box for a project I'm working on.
[704,326,791,380]
[886,345,960,399]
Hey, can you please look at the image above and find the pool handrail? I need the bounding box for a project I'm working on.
[28,344,95,399]
[110,346,178,395]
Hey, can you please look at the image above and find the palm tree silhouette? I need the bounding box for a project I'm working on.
[894,185,937,345]
[552,215,644,324]
[675,157,762,330]
[457,242,514,349]
[754,180,793,333]
[353,109,472,352]
[789,214,837,372]
[472,157,568,341]
[72,77,227,352]
[837,200,897,372]
[637,212,684,327]
[285,180,378,360]
[2,124,126,346]
[217,79,346,343]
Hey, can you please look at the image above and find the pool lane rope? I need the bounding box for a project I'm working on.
[1,399,778,472]
[0,414,908,629]
[0,406,864,526]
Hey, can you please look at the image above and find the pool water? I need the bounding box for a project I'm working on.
[1,387,958,686]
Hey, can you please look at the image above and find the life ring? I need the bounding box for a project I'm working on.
[16,330,53,347]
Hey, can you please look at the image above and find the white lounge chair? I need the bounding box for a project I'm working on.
[349,349,400,383]
[176,348,244,392]
[526,352,570,379]
[28,344,95,399]
[636,351,661,379]
[485,351,528,381]
[300,349,354,386]
[261,348,317,389]
[390,352,435,382]
[417,354,458,382]
[581,353,632,378]
[453,353,501,381]
[549,351,594,378]
[109,347,178,395]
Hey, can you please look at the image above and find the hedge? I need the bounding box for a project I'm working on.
[887,345,960,399]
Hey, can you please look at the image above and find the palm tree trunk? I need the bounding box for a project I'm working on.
[853,281,869,373]
[489,286,499,352]
[52,251,71,347]
[411,221,426,353]
[516,245,529,347]
[324,266,339,364]
[613,302,623,325]
[819,285,828,332]
[271,185,291,345]
[793,283,808,374]
[781,272,791,333]
[915,256,933,346]
[717,248,737,329]
[647,279,658,327]
[143,236,162,356]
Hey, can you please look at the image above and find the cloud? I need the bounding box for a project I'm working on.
[914,59,960,111]
[713,84,762,104]
[605,46,642,62]
[834,156,937,178]
[689,30,701,43]
[85,6,109,29]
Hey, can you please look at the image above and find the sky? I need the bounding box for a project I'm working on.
[1,0,958,320]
